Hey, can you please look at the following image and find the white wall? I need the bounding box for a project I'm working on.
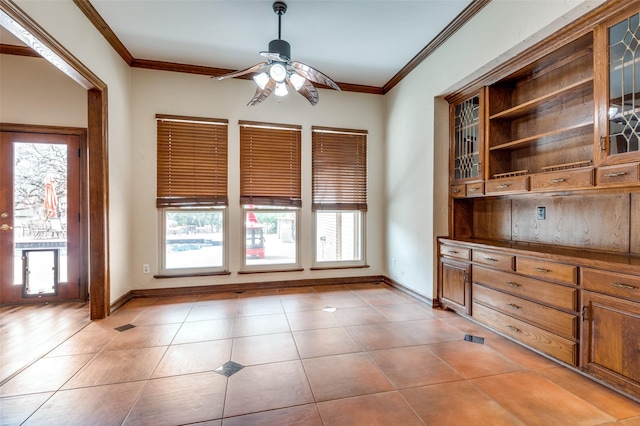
[130,69,385,289]
[0,54,86,126]
[3,1,384,301]
[383,0,606,300]
[4,0,608,304]
[14,0,134,302]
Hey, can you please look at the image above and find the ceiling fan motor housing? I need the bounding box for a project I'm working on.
[273,1,287,15]
[268,39,291,62]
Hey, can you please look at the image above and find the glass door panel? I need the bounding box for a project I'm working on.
[608,12,640,155]
[453,95,481,181]
[13,142,68,289]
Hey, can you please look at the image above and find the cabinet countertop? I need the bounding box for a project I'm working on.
[438,237,640,275]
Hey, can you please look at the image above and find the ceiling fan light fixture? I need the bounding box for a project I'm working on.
[289,73,305,90]
[214,1,340,106]
[270,63,287,83]
[274,81,288,97]
[253,72,270,89]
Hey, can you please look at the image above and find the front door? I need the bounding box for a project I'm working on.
[0,131,84,304]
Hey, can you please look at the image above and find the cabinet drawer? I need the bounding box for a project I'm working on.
[516,257,577,285]
[451,184,466,198]
[473,284,577,338]
[596,163,640,187]
[581,268,640,302]
[473,266,576,311]
[530,168,594,192]
[485,176,529,195]
[465,182,484,197]
[472,250,514,271]
[440,245,470,260]
[472,302,577,365]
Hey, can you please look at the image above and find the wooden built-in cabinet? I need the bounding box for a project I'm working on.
[448,2,640,199]
[595,4,640,166]
[449,90,485,202]
[438,242,471,315]
[486,33,595,190]
[440,0,640,402]
[438,238,640,399]
[582,269,640,398]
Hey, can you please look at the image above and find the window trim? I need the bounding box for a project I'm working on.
[157,207,228,276]
[240,206,301,272]
[311,126,368,267]
[312,209,367,268]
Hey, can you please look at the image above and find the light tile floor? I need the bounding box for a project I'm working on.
[2,282,640,425]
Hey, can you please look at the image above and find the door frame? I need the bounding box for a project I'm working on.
[1,0,110,319]
[0,125,88,303]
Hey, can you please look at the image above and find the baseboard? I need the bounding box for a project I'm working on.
[110,274,435,313]
[382,276,437,308]
[109,291,134,313]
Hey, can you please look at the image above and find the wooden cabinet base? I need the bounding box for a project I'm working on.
[581,291,640,398]
[472,302,577,365]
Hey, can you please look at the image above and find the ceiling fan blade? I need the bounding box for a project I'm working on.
[260,51,290,63]
[289,77,319,106]
[291,61,340,91]
[215,62,266,80]
[248,78,276,106]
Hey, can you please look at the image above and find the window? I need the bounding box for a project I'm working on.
[243,207,298,267]
[240,121,301,270]
[312,127,367,267]
[156,115,228,274]
[162,209,226,272]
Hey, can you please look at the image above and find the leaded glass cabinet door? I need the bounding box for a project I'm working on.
[596,5,640,164]
[450,90,484,183]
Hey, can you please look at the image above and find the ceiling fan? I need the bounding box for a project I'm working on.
[215,1,341,106]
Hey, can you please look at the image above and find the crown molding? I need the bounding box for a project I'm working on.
[383,0,491,94]
[72,0,133,65]
[59,0,486,95]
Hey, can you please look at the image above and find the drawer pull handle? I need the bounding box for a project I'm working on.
[506,303,521,310]
[550,178,566,183]
[485,257,499,262]
[506,282,521,287]
[611,282,637,290]
[469,187,479,192]
[507,325,522,333]
[534,268,550,273]
[447,250,458,254]
[604,171,627,178]
[452,189,461,193]
[496,184,511,189]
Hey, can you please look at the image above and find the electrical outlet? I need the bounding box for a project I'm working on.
[142,264,150,274]
[537,206,546,220]
[392,258,397,268]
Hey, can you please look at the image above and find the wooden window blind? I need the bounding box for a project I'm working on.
[156,114,228,208]
[239,121,302,207]
[312,126,368,211]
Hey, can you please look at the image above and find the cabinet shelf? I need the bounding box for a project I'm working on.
[489,78,594,120]
[489,121,593,152]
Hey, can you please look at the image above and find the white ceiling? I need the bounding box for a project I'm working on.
[85,0,474,88]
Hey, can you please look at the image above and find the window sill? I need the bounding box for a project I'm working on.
[310,264,370,270]
[238,268,304,274]
[154,270,231,279]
